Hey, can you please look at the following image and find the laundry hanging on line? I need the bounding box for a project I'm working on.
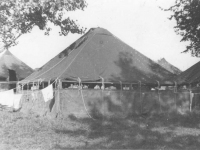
[41,84,53,102]
[0,89,14,108]
[0,89,23,109]
[13,94,22,109]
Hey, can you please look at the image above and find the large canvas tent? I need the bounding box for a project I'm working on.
[23,27,174,84]
[157,58,182,75]
[0,50,33,81]
[176,61,200,85]
[19,28,193,119]
[0,50,33,110]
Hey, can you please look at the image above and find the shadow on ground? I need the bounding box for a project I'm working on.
[53,112,200,149]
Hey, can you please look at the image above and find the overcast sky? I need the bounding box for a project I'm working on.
[9,0,200,71]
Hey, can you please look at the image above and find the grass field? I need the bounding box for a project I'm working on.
[1,110,200,150]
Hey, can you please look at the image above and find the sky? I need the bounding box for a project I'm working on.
[9,0,200,71]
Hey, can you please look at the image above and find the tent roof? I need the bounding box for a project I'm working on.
[176,61,200,84]
[0,50,33,80]
[23,27,174,84]
[157,58,182,75]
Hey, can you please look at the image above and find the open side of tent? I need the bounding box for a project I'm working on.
[0,50,33,81]
[23,27,175,85]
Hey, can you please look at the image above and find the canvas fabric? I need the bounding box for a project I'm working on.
[23,28,174,84]
[41,84,53,102]
[13,94,22,109]
[20,89,55,117]
[19,88,200,119]
[0,50,33,80]
[0,89,14,107]
[176,60,200,84]
[47,89,191,119]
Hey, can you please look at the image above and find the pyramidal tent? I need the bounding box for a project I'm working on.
[20,28,190,119]
[157,58,182,75]
[0,50,33,81]
[176,61,200,85]
[24,27,174,84]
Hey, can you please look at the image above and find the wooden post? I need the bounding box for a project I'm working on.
[22,84,24,94]
[138,81,142,114]
[100,77,105,119]
[16,83,18,93]
[59,80,62,89]
[27,83,29,91]
[190,91,194,112]
[57,79,62,117]
[156,81,161,113]
[174,82,177,112]
[158,90,161,113]
[120,81,122,91]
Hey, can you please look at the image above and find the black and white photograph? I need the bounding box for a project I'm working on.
[0,0,200,149]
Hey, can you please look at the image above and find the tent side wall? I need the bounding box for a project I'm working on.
[20,90,54,117]
[20,89,193,119]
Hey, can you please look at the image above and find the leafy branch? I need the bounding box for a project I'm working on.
[0,0,87,48]
[162,0,200,57]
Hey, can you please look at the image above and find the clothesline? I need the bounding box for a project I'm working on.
[0,83,54,110]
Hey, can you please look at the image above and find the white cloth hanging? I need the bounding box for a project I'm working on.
[41,84,53,102]
[0,89,14,107]
[13,94,22,109]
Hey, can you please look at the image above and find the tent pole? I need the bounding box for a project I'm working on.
[100,76,105,119]
[119,81,122,91]
[138,81,142,114]
[22,84,24,94]
[59,80,63,89]
[15,83,18,93]
[57,79,62,118]
[174,81,177,112]
[27,82,29,91]
[189,84,193,112]
[16,83,18,93]
[189,91,194,112]
[48,79,51,86]
[100,76,104,90]
[119,81,122,100]
[25,83,28,95]
[32,81,34,91]
[156,81,161,113]
[37,79,40,90]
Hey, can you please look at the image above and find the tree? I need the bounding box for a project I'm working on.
[165,0,200,57]
[0,0,87,49]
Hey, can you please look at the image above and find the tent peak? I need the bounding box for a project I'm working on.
[3,49,12,55]
[157,58,182,75]
[88,27,113,36]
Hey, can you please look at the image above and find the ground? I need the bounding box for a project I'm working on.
[1,110,200,150]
